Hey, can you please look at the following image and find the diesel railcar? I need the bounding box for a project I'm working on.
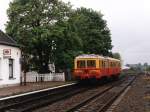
[73,54,121,80]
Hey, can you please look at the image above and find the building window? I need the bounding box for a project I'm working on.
[9,59,14,79]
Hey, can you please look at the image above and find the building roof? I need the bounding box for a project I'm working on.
[0,30,19,47]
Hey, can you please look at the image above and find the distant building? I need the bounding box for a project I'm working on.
[126,64,138,68]
[126,63,143,71]
[122,65,130,70]
[0,30,21,87]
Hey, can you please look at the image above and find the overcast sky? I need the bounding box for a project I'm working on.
[0,0,150,65]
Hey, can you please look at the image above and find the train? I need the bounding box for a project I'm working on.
[73,54,121,81]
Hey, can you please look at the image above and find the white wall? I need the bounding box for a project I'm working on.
[0,58,1,80]
[0,45,21,86]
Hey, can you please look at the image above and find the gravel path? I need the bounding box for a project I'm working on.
[113,74,148,112]
[143,74,150,112]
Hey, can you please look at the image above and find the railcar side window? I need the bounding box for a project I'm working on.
[87,60,96,67]
[119,63,120,67]
[102,61,105,68]
[77,60,86,68]
[103,61,105,68]
[99,61,102,67]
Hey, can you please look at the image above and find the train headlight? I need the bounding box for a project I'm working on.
[90,70,97,74]
[74,70,83,75]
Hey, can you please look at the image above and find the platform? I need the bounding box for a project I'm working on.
[0,81,74,98]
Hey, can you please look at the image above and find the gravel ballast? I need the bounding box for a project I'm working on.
[113,74,149,112]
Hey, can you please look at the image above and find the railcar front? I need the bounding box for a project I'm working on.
[73,54,103,80]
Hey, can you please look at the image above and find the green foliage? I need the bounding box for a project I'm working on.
[6,0,72,73]
[112,52,121,60]
[69,8,112,56]
[6,1,113,73]
[146,66,150,71]
[49,21,83,71]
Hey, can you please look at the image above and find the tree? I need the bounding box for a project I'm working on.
[49,20,83,72]
[6,1,113,74]
[69,7,112,56]
[144,62,148,67]
[53,7,113,71]
[146,66,150,72]
[6,0,72,73]
[112,52,121,60]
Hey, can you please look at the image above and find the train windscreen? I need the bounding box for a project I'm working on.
[77,60,96,68]
[77,60,86,68]
[87,60,96,68]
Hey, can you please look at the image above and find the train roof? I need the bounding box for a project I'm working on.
[75,54,104,59]
[75,54,120,62]
[106,57,120,62]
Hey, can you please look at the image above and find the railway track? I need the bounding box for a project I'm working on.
[0,83,92,112]
[33,76,127,112]
[66,75,136,112]
[0,75,134,112]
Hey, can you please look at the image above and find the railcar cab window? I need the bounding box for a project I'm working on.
[77,60,86,68]
[87,60,96,68]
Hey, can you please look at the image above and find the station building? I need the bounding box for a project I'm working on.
[0,30,21,87]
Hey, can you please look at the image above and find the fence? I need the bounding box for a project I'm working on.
[22,72,65,82]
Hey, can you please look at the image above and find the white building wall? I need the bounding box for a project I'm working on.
[0,58,1,80]
[0,45,21,87]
